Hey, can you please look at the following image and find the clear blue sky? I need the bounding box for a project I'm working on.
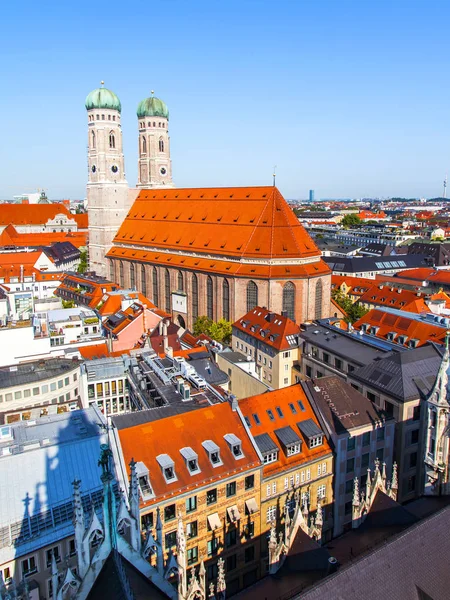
[1,0,449,200]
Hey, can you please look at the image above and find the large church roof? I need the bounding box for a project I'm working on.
[111,186,323,262]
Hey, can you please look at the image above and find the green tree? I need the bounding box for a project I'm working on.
[193,316,214,337]
[193,316,232,344]
[331,289,369,324]
[77,250,88,274]
[341,213,362,228]
[62,299,75,309]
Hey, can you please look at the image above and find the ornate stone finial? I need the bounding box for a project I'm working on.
[176,510,185,556]
[352,477,360,506]
[268,521,277,549]
[390,462,398,497]
[209,582,215,598]
[302,496,309,517]
[101,81,105,86]
[381,461,387,484]
[216,558,226,594]
[156,507,162,531]
[315,501,323,527]
[151,90,155,95]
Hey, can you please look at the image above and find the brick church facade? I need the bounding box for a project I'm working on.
[107,186,331,329]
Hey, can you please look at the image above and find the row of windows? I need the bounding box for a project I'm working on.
[88,113,117,122]
[266,463,328,496]
[87,380,126,399]
[139,121,166,128]
[0,373,77,403]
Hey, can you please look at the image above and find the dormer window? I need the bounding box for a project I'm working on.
[274,426,302,457]
[135,461,154,501]
[156,454,178,483]
[180,447,201,475]
[224,434,244,460]
[202,440,223,467]
[298,419,324,450]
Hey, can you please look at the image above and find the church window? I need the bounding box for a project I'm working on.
[159,138,164,152]
[142,136,147,154]
[152,267,159,306]
[108,115,111,120]
[153,121,156,127]
[165,269,171,312]
[91,131,96,149]
[112,115,116,122]
[109,259,115,281]
[109,132,115,149]
[315,279,323,319]
[130,263,135,289]
[246,281,258,312]
[163,122,165,128]
[282,281,296,321]
[207,276,214,319]
[101,114,105,120]
[223,279,230,321]
[119,261,124,287]
[177,271,184,291]
[192,273,198,321]
[158,122,161,127]
[148,122,151,127]
[96,114,99,120]
[141,264,146,294]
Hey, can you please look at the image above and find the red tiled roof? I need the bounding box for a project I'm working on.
[95,291,155,317]
[353,308,447,347]
[359,284,429,313]
[358,210,387,220]
[331,275,375,295]
[0,224,87,248]
[0,203,73,225]
[233,306,300,351]
[396,268,450,285]
[239,384,332,477]
[117,402,260,506]
[110,186,325,262]
[106,246,330,279]
[72,213,88,229]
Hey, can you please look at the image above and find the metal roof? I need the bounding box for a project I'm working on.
[274,426,301,447]
[0,358,79,390]
[253,433,279,455]
[298,419,323,439]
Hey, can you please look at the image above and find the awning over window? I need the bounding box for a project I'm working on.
[207,513,222,531]
[245,498,258,515]
[227,505,241,523]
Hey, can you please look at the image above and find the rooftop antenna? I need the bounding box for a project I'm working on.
[444,175,448,199]
[273,165,277,187]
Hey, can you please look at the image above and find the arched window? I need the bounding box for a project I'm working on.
[101,114,105,120]
[207,276,214,319]
[159,138,164,152]
[148,122,151,127]
[222,279,230,321]
[91,131,96,149]
[177,271,184,291]
[129,263,135,289]
[141,264,146,294]
[108,115,111,121]
[119,261,124,288]
[109,132,115,149]
[165,269,171,312]
[246,281,258,312]
[109,259,115,281]
[142,136,147,154]
[153,121,156,127]
[315,279,323,319]
[152,267,159,306]
[192,274,198,322]
[282,281,296,321]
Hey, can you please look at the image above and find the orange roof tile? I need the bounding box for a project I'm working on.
[0,203,73,225]
[396,268,450,286]
[353,308,447,347]
[117,402,260,506]
[359,284,429,313]
[233,306,300,351]
[111,186,323,261]
[0,224,87,248]
[107,247,330,279]
[72,213,88,229]
[95,291,155,317]
[331,275,375,295]
[239,384,332,477]
[429,291,450,309]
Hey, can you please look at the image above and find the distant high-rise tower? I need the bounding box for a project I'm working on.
[85,83,130,276]
[309,189,315,202]
[136,92,174,188]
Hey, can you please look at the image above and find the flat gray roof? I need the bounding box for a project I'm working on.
[0,358,79,390]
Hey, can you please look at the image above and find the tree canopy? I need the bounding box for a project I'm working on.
[331,289,369,323]
[193,316,232,344]
[341,214,362,228]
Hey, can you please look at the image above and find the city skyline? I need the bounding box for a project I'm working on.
[1,0,450,200]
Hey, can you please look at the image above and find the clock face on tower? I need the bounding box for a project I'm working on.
[160,167,167,176]
[91,165,96,173]
[111,165,118,173]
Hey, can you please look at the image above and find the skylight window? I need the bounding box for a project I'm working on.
[267,409,275,421]
[288,403,297,415]
[275,407,284,418]
[244,416,252,428]
[253,413,261,425]
[297,400,306,412]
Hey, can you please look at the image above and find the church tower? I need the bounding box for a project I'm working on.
[136,92,174,188]
[423,335,450,495]
[86,82,130,276]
